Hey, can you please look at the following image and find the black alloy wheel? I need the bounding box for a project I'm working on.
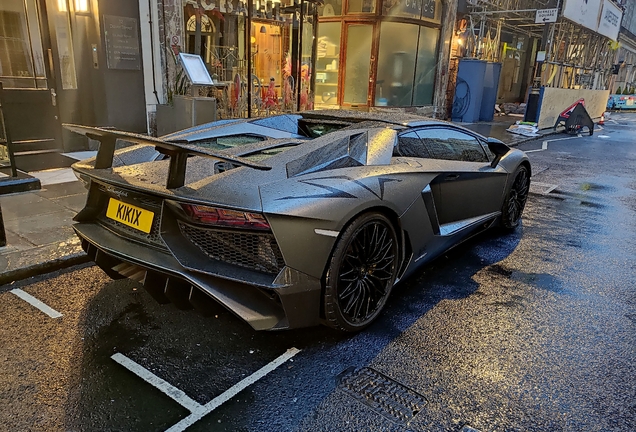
[502,165,530,229]
[323,212,399,332]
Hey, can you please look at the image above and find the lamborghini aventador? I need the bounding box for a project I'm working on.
[65,110,531,331]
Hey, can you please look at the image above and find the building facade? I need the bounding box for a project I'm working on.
[0,0,147,171]
[167,0,458,118]
[612,0,636,94]
[450,0,622,127]
[314,0,445,111]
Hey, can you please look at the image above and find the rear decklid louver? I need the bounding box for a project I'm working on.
[63,124,272,189]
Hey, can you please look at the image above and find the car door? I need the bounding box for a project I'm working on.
[415,127,508,225]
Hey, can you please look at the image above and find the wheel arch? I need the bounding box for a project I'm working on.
[520,160,531,177]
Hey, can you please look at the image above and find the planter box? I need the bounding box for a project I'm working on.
[156,95,217,136]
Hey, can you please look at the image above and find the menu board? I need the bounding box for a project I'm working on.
[103,15,141,70]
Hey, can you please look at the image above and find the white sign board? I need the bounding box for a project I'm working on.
[178,53,213,86]
[597,0,622,41]
[535,8,558,24]
[562,0,603,33]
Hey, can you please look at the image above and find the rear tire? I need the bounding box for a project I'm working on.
[323,212,398,332]
[501,165,530,229]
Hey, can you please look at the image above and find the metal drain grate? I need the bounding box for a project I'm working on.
[338,367,427,425]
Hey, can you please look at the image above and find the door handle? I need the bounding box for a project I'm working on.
[50,89,57,107]
[445,174,460,180]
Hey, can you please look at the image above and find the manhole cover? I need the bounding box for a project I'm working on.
[338,367,427,425]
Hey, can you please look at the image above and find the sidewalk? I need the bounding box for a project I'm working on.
[0,120,560,287]
[0,164,90,287]
[459,113,558,145]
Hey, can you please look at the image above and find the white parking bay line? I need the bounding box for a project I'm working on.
[165,347,301,432]
[525,134,582,153]
[111,353,202,413]
[531,181,559,194]
[10,289,63,318]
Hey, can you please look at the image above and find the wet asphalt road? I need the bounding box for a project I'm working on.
[1,114,635,432]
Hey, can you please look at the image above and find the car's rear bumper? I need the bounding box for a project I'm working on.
[74,222,323,330]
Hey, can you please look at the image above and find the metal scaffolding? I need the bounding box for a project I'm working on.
[462,0,616,90]
[540,20,616,90]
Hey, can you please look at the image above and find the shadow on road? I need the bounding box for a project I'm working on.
[62,225,523,432]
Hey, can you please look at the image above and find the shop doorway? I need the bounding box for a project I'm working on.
[342,23,374,109]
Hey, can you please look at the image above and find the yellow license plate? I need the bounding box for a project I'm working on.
[106,198,154,233]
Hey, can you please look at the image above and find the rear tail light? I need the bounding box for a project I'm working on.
[181,204,271,230]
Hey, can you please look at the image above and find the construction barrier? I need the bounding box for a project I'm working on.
[535,88,609,129]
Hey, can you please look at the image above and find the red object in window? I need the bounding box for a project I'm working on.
[263,78,278,109]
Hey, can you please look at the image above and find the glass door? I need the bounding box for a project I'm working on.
[342,23,373,108]
[315,22,341,109]
[0,0,48,89]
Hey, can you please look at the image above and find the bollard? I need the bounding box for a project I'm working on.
[0,202,6,247]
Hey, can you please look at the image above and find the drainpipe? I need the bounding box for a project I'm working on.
[148,0,160,104]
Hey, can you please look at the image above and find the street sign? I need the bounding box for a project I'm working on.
[535,8,558,23]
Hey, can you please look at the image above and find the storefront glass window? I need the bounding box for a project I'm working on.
[382,0,422,19]
[319,0,343,17]
[413,25,438,105]
[0,0,46,89]
[343,24,372,104]
[315,22,340,108]
[300,13,314,110]
[347,0,376,14]
[376,22,418,106]
[252,22,285,113]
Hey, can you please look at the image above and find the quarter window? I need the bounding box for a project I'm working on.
[416,128,488,162]
[395,131,432,158]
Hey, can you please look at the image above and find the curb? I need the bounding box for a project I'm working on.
[505,128,565,147]
[0,251,90,289]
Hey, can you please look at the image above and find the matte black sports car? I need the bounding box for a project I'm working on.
[65,111,530,331]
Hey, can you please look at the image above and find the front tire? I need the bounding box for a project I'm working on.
[323,212,399,332]
[501,165,530,229]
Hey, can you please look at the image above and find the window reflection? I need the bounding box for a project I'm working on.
[347,0,376,14]
[414,25,438,105]
[376,22,418,106]
[315,22,340,108]
[0,0,47,89]
[343,25,372,104]
[54,9,77,89]
[318,0,342,17]
[382,0,422,19]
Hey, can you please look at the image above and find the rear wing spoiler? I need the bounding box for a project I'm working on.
[63,124,271,189]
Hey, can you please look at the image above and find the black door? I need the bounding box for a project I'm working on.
[0,0,71,172]
[415,128,507,226]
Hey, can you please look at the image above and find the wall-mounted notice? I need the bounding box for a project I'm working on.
[597,0,622,41]
[103,15,141,70]
[562,0,602,33]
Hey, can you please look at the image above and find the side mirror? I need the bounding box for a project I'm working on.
[487,137,511,168]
